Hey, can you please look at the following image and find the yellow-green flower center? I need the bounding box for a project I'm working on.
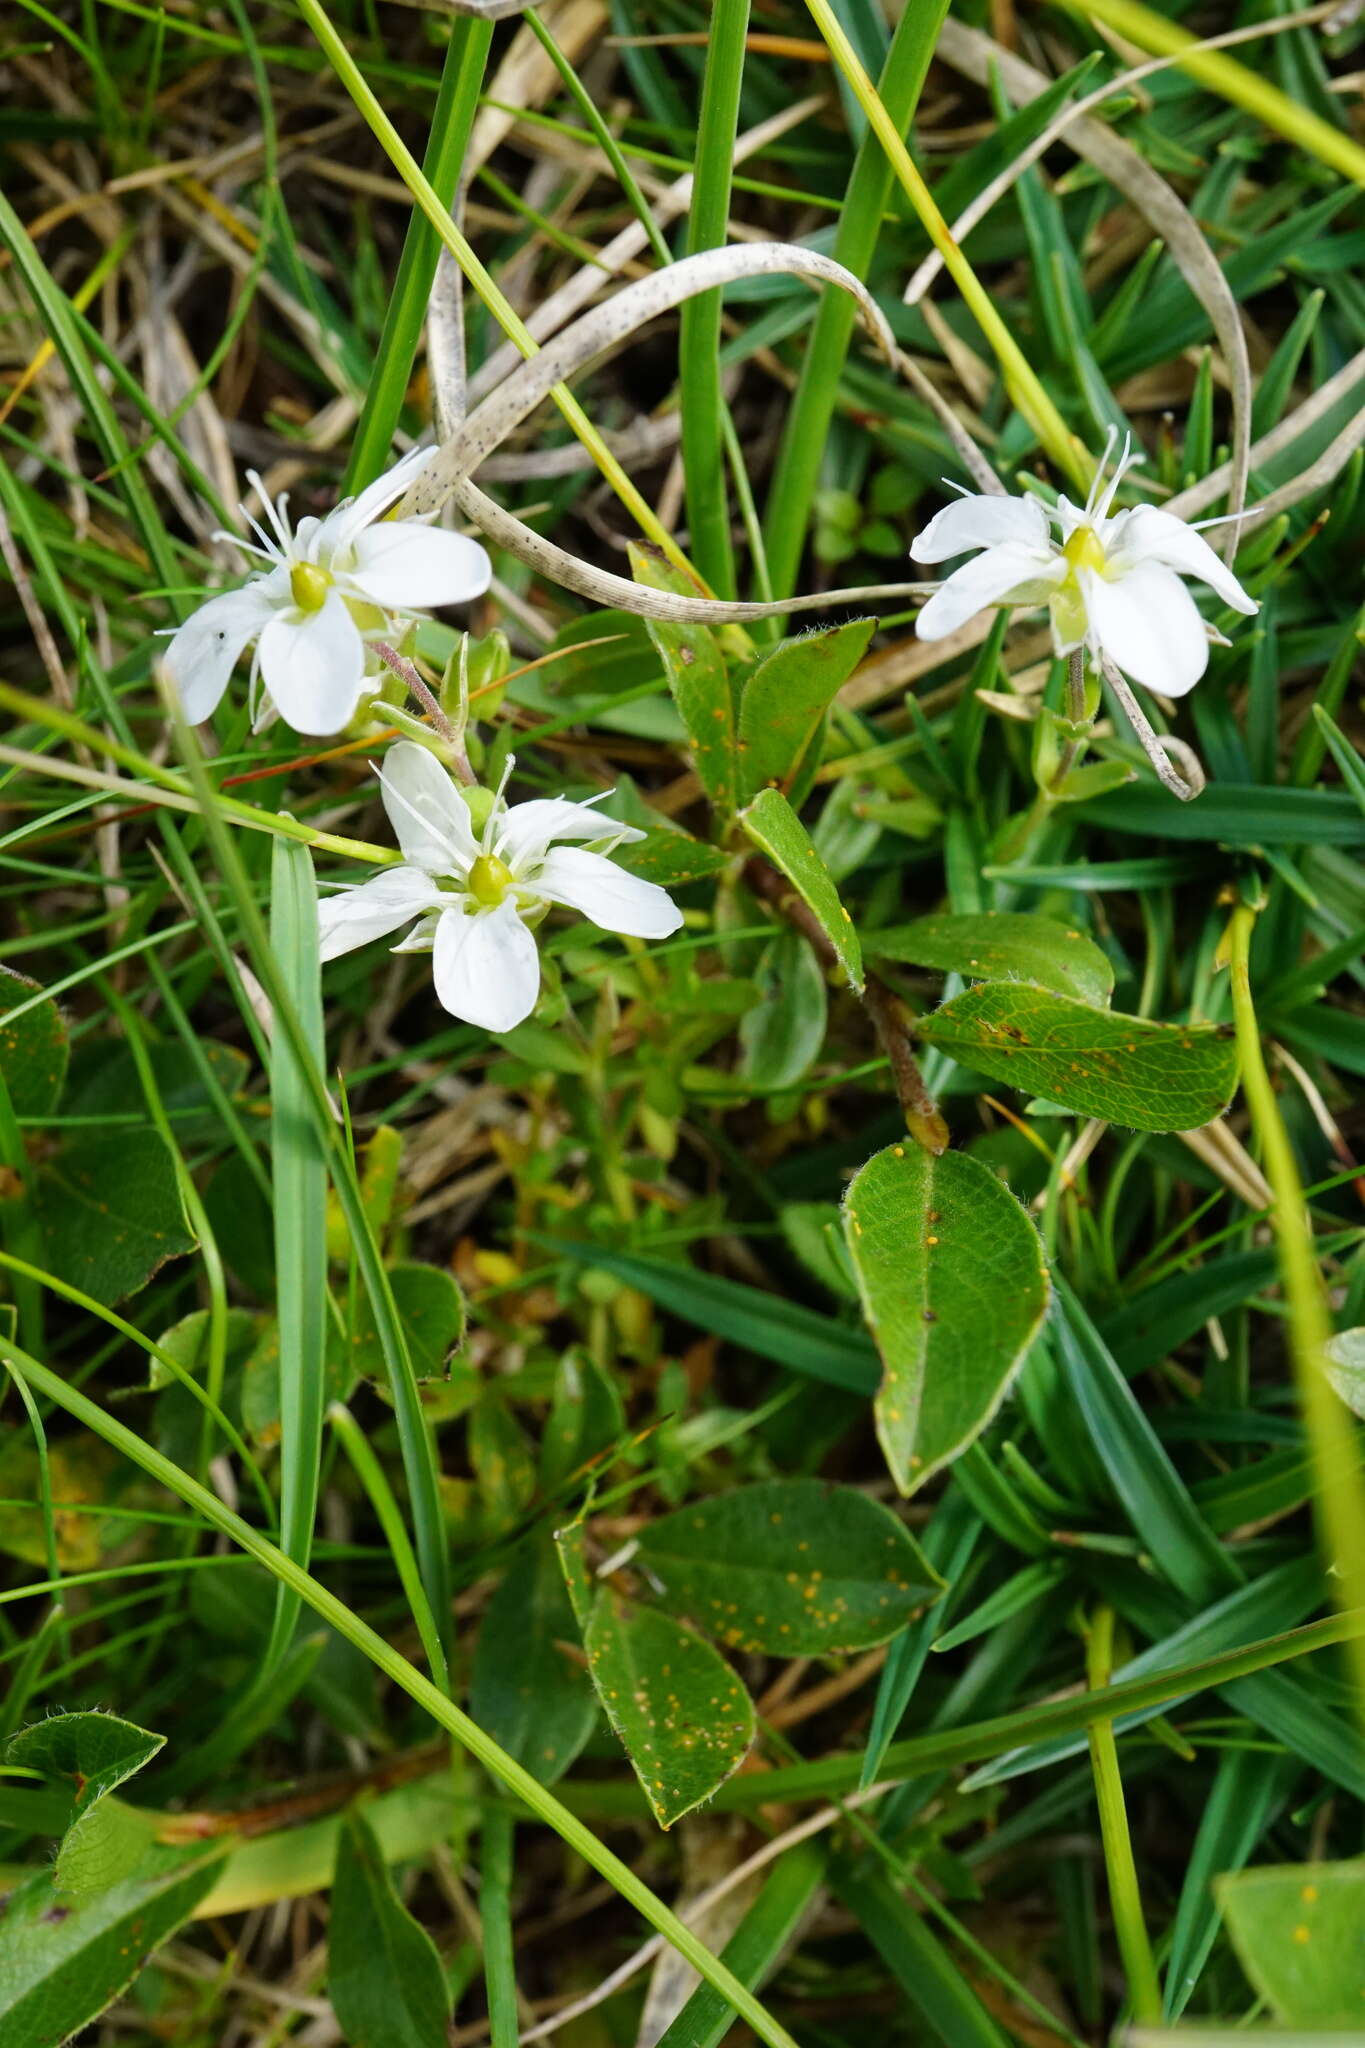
[1062,525,1107,577]
[290,561,333,613]
[468,853,515,907]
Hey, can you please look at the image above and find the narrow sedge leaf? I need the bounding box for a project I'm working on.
[635,1478,941,1655]
[268,835,330,1664]
[866,910,1114,1006]
[583,1593,755,1829]
[737,617,877,799]
[916,983,1238,1133]
[0,1845,225,2048]
[843,1146,1049,1495]
[0,968,68,1117]
[329,1807,450,2048]
[740,787,863,989]
[1218,1862,1365,2027]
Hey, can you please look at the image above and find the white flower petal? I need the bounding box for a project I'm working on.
[535,847,683,939]
[1081,561,1211,697]
[258,592,367,735]
[916,542,1065,641]
[1107,507,1259,615]
[317,865,445,960]
[432,899,541,1032]
[347,522,492,612]
[323,447,433,555]
[910,492,1049,563]
[496,795,643,868]
[378,741,478,873]
[161,581,280,722]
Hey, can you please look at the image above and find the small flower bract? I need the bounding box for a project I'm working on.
[163,449,492,735]
[910,435,1258,697]
[319,742,683,1032]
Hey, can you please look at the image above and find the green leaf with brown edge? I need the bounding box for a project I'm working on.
[635,1479,941,1655]
[740,787,863,990]
[843,1145,1050,1495]
[866,911,1114,1007]
[33,1127,196,1305]
[0,968,68,1118]
[915,983,1238,1132]
[737,617,876,801]
[7,1712,164,1899]
[0,1843,225,2048]
[583,1592,755,1829]
[470,1537,598,1785]
[328,1806,450,2048]
[633,545,738,815]
[1218,1860,1365,2025]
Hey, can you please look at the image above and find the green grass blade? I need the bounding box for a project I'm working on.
[265,835,330,1669]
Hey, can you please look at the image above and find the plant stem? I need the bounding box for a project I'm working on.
[1226,900,1365,1717]
[1085,1606,1163,2027]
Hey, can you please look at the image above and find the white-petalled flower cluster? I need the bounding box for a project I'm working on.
[319,743,683,1032]
[910,436,1257,698]
[163,450,491,736]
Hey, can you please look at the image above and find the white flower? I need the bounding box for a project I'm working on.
[910,435,1257,697]
[318,743,684,1032]
[162,449,491,735]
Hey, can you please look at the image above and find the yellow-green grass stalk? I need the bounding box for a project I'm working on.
[1227,900,1365,1718]
[1050,0,1365,190]
[803,0,1089,495]
[294,0,698,580]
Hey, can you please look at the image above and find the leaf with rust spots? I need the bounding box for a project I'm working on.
[866,910,1115,1007]
[916,981,1238,1132]
[0,968,68,1120]
[584,1592,755,1829]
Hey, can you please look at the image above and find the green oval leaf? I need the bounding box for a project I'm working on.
[470,1538,598,1786]
[740,787,862,990]
[866,911,1114,1007]
[915,983,1238,1132]
[737,617,876,801]
[33,1128,196,1305]
[636,1479,941,1655]
[1218,1860,1365,2026]
[329,1807,450,2048]
[0,1845,223,2048]
[634,547,737,815]
[7,1711,165,1900]
[0,968,68,1119]
[843,1146,1050,1494]
[738,930,828,1090]
[584,1593,755,1829]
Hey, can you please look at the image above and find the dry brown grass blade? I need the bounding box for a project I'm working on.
[404,241,936,622]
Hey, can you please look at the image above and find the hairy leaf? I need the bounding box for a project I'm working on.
[737,617,876,799]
